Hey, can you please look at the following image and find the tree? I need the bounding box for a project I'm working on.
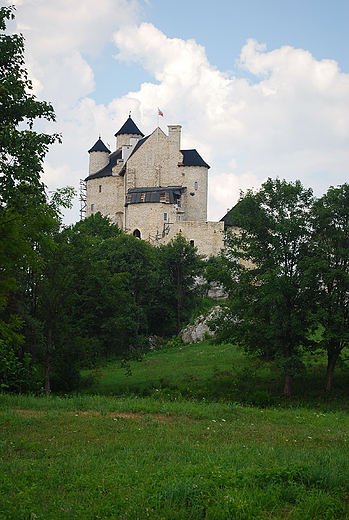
[159,234,202,335]
[64,215,153,365]
[0,6,59,213]
[214,179,316,396]
[0,5,61,387]
[311,184,349,391]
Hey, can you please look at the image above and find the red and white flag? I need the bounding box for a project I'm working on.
[158,108,163,117]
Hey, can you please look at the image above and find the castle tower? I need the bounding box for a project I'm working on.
[88,138,110,176]
[115,115,144,149]
[85,116,224,256]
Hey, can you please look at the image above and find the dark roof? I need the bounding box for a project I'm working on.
[88,138,111,154]
[180,149,210,169]
[115,116,144,137]
[220,203,240,228]
[85,150,122,180]
[126,186,186,205]
[220,212,233,227]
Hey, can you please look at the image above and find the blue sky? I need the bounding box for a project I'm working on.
[7,0,349,223]
[89,0,349,104]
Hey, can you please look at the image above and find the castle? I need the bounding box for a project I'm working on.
[85,116,224,256]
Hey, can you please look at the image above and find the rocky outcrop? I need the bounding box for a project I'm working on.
[181,306,221,343]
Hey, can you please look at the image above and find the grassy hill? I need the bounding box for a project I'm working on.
[83,339,349,409]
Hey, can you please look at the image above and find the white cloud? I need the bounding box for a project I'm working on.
[9,0,141,107]
[6,2,349,224]
[112,26,349,219]
[12,0,140,56]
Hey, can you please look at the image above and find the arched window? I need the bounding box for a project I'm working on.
[133,229,141,239]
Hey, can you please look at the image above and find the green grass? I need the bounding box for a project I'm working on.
[83,340,349,409]
[1,393,349,519]
[2,342,349,518]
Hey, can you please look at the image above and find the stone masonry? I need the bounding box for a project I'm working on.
[85,116,224,256]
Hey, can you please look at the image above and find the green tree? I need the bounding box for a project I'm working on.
[311,184,349,391]
[0,5,60,389]
[0,6,59,213]
[159,234,202,335]
[214,179,315,396]
[65,215,152,365]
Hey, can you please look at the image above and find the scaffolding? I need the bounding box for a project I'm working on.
[79,179,87,220]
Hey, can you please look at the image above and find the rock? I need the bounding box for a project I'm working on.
[180,306,221,343]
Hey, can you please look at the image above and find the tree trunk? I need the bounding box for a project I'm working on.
[44,324,52,396]
[283,347,292,397]
[176,269,182,335]
[283,370,292,397]
[325,354,338,392]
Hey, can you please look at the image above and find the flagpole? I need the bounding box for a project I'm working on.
[157,109,159,142]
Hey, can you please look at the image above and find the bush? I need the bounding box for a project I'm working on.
[0,341,40,393]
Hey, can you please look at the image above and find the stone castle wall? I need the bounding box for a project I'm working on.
[86,176,124,228]
[86,122,223,255]
[161,221,225,257]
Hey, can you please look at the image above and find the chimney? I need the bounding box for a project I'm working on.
[168,125,181,150]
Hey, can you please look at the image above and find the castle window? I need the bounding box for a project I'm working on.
[160,192,170,203]
[194,181,198,190]
[163,212,167,221]
[99,185,102,193]
[133,229,141,239]
[91,204,94,211]
[190,240,195,246]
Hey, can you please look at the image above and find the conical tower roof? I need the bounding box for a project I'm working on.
[115,115,144,137]
[88,137,111,154]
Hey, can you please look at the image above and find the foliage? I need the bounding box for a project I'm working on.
[67,217,154,362]
[210,179,316,396]
[159,234,203,335]
[311,183,349,391]
[0,6,59,213]
[0,6,63,391]
[0,341,39,392]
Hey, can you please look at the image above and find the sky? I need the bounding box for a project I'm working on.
[5,0,349,223]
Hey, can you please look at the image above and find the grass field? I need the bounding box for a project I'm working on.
[1,341,349,519]
[1,393,349,519]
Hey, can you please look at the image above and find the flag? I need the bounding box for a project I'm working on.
[158,108,163,117]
